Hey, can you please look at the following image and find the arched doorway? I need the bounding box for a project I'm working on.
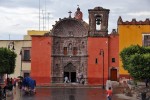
[110,68,117,81]
[64,63,76,82]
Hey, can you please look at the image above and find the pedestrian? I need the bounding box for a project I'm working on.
[145,78,149,87]
[33,80,36,93]
[106,87,112,100]
[13,78,15,87]
[77,73,80,83]
[64,76,69,83]
[80,74,83,83]
[0,86,3,99]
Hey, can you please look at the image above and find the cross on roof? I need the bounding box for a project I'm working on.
[68,11,72,18]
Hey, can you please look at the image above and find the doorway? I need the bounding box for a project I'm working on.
[64,72,76,82]
[71,72,76,82]
[110,68,117,81]
[64,63,76,83]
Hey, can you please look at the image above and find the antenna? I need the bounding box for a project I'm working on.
[45,0,47,30]
[9,34,10,40]
[47,12,50,30]
[39,0,40,30]
[42,9,45,31]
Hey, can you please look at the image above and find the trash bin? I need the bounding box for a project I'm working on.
[141,92,146,100]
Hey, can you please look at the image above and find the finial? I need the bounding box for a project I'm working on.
[68,11,72,18]
[77,5,80,10]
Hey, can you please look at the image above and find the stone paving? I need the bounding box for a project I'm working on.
[2,81,150,100]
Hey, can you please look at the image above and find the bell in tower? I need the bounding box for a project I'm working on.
[88,6,110,37]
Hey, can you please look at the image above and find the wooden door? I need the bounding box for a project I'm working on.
[110,69,117,81]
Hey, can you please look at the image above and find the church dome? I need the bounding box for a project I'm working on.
[74,6,83,20]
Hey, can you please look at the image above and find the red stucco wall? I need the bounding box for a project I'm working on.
[108,34,119,80]
[31,36,52,85]
[108,35,119,68]
[88,37,109,85]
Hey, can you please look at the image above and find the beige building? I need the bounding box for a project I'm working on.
[0,30,48,81]
[0,38,31,79]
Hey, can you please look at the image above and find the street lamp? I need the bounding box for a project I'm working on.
[8,41,15,51]
[7,41,15,78]
[100,49,105,89]
[19,49,22,76]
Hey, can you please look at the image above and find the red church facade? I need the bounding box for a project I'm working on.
[30,6,119,86]
[31,36,52,85]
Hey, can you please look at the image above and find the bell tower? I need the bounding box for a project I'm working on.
[88,6,110,37]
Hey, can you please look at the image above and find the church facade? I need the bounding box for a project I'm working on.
[31,6,119,85]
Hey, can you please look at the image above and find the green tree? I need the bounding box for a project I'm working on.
[120,45,150,80]
[0,47,17,74]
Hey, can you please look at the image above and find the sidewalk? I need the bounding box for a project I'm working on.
[37,83,102,88]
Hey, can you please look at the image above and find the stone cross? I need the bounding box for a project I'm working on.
[68,11,72,18]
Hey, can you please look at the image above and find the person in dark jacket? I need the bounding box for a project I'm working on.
[145,78,149,87]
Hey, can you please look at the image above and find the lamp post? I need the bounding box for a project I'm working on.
[100,49,105,89]
[19,49,22,76]
[7,41,15,79]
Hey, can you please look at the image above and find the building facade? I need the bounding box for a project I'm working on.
[31,6,119,85]
[0,31,48,83]
[0,39,31,81]
[118,16,150,78]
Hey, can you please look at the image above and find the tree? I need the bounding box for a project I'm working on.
[0,47,17,74]
[120,45,150,80]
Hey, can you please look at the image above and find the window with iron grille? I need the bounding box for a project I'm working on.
[143,35,150,47]
[23,50,30,61]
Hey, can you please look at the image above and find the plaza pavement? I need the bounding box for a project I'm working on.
[4,81,150,100]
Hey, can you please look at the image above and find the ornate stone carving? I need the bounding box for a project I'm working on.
[51,18,88,83]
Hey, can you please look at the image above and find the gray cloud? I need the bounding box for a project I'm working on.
[0,0,53,8]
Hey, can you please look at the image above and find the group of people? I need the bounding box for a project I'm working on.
[0,77,16,99]
[77,73,85,84]
[0,76,36,99]
[22,76,36,95]
[64,73,85,84]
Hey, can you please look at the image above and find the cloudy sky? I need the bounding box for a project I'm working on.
[0,0,150,40]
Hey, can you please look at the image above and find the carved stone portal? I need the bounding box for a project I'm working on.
[51,18,88,83]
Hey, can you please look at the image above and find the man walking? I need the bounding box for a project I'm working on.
[106,87,112,100]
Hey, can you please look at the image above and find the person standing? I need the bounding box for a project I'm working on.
[64,76,69,83]
[145,78,149,87]
[106,87,112,100]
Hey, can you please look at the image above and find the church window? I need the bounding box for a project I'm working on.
[95,15,102,31]
[143,34,150,46]
[63,47,67,55]
[95,58,98,64]
[112,58,115,62]
[73,47,77,55]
